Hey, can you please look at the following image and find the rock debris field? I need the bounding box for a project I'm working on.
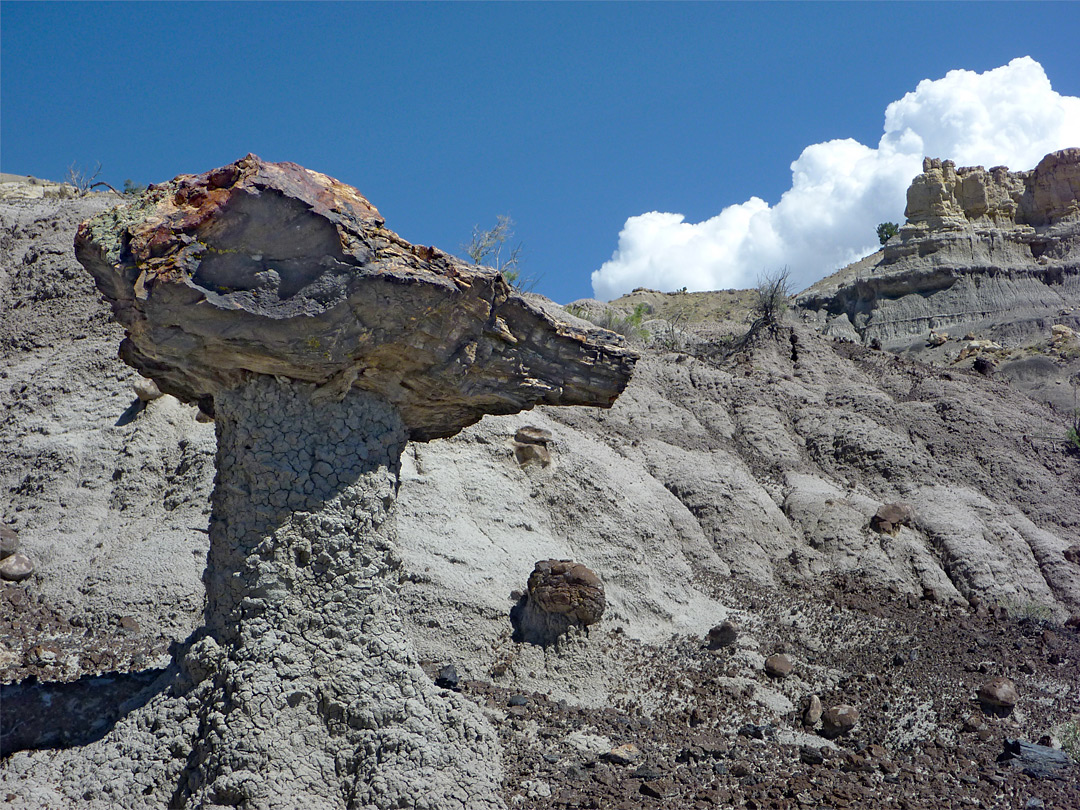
[1,158,1078,809]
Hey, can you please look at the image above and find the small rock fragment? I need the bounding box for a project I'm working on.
[0,526,18,558]
[765,653,793,678]
[119,615,141,634]
[133,377,163,402]
[707,620,739,649]
[434,664,460,691]
[871,502,915,535]
[639,778,677,799]
[800,745,825,765]
[603,743,642,765]
[978,676,1019,714]
[0,552,34,582]
[821,704,859,738]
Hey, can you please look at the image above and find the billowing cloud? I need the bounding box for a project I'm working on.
[592,57,1080,300]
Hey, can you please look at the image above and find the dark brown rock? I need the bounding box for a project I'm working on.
[821,704,860,738]
[978,676,1019,712]
[515,426,553,445]
[707,620,739,649]
[527,560,605,625]
[640,778,677,799]
[75,154,637,441]
[764,653,793,678]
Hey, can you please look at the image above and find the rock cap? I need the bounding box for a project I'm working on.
[76,155,637,440]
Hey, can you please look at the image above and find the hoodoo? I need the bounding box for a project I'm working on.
[10,156,637,809]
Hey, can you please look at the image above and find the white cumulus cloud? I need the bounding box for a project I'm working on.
[591,57,1080,300]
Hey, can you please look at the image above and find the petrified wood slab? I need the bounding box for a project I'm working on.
[76,154,636,440]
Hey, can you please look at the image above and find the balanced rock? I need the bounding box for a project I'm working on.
[65,156,638,810]
[821,704,860,738]
[76,154,636,441]
[0,553,34,582]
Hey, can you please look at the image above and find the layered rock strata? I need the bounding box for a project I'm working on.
[3,156,636,809]
[74,154,635,440]
[798,149,1080,349]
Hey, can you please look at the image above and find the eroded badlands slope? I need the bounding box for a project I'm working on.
[1,187,1077,809]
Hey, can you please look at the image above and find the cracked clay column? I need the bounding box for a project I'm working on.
[183,377,501,808]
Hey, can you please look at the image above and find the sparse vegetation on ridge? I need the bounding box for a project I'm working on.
[464,214,539,291]
[565,301,651,343]
[877,221,900,245]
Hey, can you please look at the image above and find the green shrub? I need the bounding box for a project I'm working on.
[1057,718,1080,761]
[877,222,900,245]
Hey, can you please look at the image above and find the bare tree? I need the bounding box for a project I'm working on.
[464,215,531,289]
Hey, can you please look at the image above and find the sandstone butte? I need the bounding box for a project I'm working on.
[63,155,637,810]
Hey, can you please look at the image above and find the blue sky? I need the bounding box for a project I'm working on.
[3,2,1079,303]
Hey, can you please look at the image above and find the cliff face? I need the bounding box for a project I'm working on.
[797,149,1080,352]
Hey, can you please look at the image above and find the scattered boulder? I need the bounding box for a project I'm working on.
[0,526,18,559]
[973,355,996,375]
[527,560,605,625]
[1051,323,1076,343]
[0,553,34,582]
[999,738,1074,779]
[978,676,1019,715]
[707,620,739,649]
[1064,545,1080,565]
[871,502,915,535]
[514,560,606,645]
[958,339,1003,361]
[928,331,949,347]
[764,653,793,679]
[802,694,823,727]
[820,704,859,738]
